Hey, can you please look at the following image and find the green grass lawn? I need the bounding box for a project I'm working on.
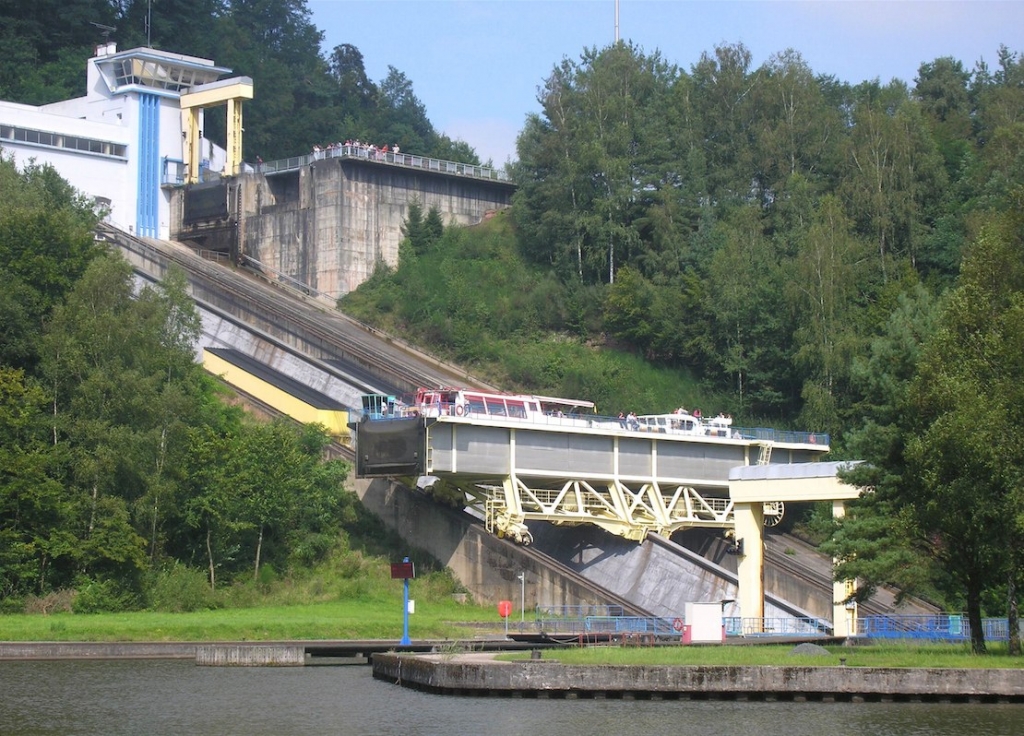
[4,604,1023,670]
[0,598,501,642]
[503,642,1024,668]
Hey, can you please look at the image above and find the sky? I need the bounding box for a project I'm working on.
[307,1,1024,166]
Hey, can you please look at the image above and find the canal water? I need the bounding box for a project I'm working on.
[1,659,1022,735]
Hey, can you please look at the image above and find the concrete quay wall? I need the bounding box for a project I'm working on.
[372,653,1024,702]
[195,644,306,667]
[0,642,196,660]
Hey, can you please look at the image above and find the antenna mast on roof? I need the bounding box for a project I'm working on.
[147,0,152,47]
[614,0,619,43]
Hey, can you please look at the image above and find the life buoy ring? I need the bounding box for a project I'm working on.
[455,404,465,416]
[672,617,684,632]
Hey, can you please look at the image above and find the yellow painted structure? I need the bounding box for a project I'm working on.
[180,76,254,182]
[202,350,349,441]
[729,462,863,636]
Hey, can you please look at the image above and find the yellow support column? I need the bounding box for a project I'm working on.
[832,500,857,636]
[180,108,201,184]
[179,76,253,183]
[226,96,244,177]
[734,501,765,632]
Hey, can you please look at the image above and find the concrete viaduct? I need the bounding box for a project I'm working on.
[169,146,515,300]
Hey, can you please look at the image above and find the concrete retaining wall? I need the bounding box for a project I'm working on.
[354,478,625,610]
[372,653,1024,702]
[241,159,514,299]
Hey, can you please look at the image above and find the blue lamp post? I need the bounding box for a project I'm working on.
[401,564,412,646]
[390,557,415,646]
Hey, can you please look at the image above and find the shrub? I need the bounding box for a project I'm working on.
[146,564,218,612]
[22,589,75,615]
[72,577,139,613]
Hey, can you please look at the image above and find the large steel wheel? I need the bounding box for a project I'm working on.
[762,501,785,527]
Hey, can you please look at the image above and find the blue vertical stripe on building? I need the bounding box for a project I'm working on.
[136,93,160,237]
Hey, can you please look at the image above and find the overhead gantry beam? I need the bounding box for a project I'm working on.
[179,76,254,183]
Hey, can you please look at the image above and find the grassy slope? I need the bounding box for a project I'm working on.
[338,211,733,418]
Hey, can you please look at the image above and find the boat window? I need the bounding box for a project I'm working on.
[484,397,507,416]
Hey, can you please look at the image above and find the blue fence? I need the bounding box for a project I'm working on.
[522,612,1018,642]
[858,615,1015,641]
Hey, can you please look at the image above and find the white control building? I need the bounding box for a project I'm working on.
[0,43,249,239]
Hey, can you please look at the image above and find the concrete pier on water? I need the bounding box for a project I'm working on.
[371,652,1024,703]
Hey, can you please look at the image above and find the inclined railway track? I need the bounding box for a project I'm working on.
[100,223,494,397]
[102,223,932,621]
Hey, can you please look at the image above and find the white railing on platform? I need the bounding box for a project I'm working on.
[256,144,510,182]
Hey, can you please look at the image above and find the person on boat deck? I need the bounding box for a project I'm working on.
[693,408,702,418]
[618,411,627,428]
[627,412,640,430]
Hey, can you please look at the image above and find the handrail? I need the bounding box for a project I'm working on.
[858,614,1018,641]
[256,144,511,183]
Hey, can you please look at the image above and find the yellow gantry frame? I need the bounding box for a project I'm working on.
[730,471,863,636]
[179,76,254,183]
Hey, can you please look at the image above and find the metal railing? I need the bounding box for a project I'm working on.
[357,396,829,448]
[857,614,1018,641]
[239,254,334,303]
[256,144,510,182]
[725,617,833,637]
[525,612,834,639]
[532,615,679,637]
[161,157,224,186]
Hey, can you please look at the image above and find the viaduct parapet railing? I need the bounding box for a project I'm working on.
[163,145,511,186]
[258,144,510,183]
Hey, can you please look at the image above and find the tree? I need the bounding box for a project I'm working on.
[832,200,1024,654]
[688,43,758,204]
[513,43,677,285]
[0,368,63,597]
[36,254,207,598]
[705,205,793,414]
[373,65,436,154]
[0,158,101,313]
[839,81,947,280]
[0,0,115,103]
[787,195,872,434]
[753,51,839,195]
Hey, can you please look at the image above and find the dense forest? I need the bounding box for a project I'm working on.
[0,155,383,613]
[3,1,1024,652]
[0,0,479,163]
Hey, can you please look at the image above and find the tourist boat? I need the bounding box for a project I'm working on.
[360,388,821,448]
[393,388,598,423]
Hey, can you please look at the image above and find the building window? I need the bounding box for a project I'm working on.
[0,124,126,159]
